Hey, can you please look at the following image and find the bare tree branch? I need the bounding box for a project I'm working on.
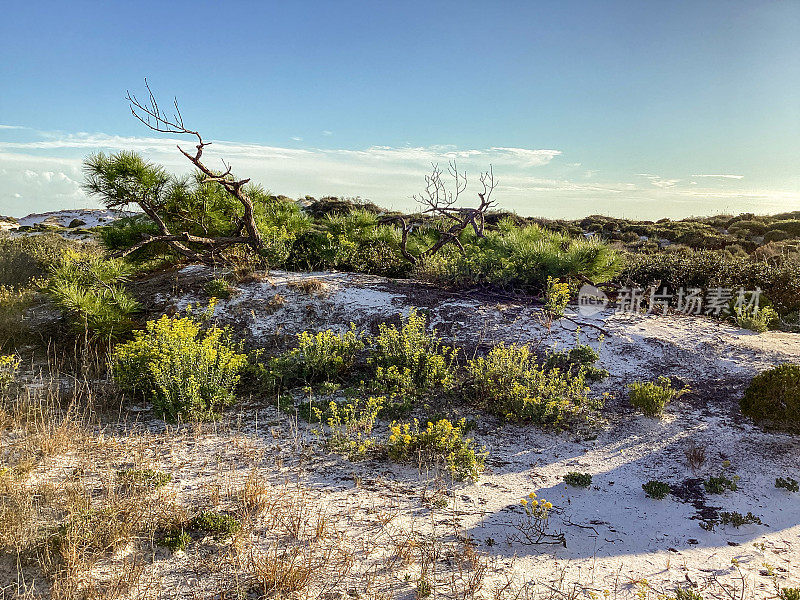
[392,162,498,265]
[125,80,263,259]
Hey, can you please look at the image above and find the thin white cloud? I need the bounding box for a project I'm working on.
[322,130,333,136]
[0,124,26,130]
[290,136,303,141]
[690,174,744,179]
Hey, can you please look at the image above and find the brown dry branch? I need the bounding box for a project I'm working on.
[120,79,264,262]
[386,161,497,265]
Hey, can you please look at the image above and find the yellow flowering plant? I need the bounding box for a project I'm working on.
[510,491,565,546]
[111,301,247,421]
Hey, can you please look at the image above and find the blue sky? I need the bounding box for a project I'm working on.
[1,0,798,218]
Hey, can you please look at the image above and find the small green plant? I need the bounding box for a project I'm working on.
[779,588,800,600]
[642,480,671,500]
[673,588,704,600]
[0,354,20,388]
[466,342,598,427]
[544,277,571,319]
[703,474,739,494]
[45,251,140,339]
[368,309,457,394]
[313,396,384,460]
[204,277,235,299]
[158,528,191,551]
[545,331,608,381]
[718,511,762,527]
[116,468,172,490]
[740,364,800,430]
[190,511,241,538]
[387,418,485,482]
[511,492,565,546]
[733,304,778,333]
[267,325,365,388]
[563,472,592,488]
[628,376,685,417]
[111,302,248,421]
[776,477,799,493]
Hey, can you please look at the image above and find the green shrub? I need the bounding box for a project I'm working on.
[190,511,241,538]
[620,250,800,315]
[98,214,161,255]
[0,354,19,389]
[563,472,592,488]
[628,377,684,417]
[268,325,365,388]
[387,418,485,482]
[368,309,457,394]
[718,511,762,527]
[780,589,800,600]
[158,528,190,551]
[0,233,77,289]
[740,364,800,430]
[545,333,608,381]
[204,277,235,299]
[673,587,704,600]
[0,286,35,351]
[734,304,778,333]
[111,303,247,421]
[313,396,384,460]
[776,477,799,492]
[703,474,739,494]
[466,343,598,427]
[45,251,140,339]
[116,468,172,490]
[642,480,671,500]
[414,220,620,294]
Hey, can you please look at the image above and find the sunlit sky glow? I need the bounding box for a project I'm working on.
[1,1,798,219]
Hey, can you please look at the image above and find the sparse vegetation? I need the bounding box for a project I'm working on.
[740,363,800,429]
[776,477,799,492]
[387,418,486,481]
[111,302,248,420]
[704,474,739,494]
[466,342,598,426]
[642,480,671,500]
[563,472,592,488]
[628,376,685,417]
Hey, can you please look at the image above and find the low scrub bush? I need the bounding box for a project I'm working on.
[776,477,799,492]
[563,472,592,488]
[628,377,685,417]
[733,304,778,333]
[0,286,35,351]
[0,354,19,388]
[387,418,485,481]
[740,363,800,429]
[45,251,140,339]
[544,277,571,318]
[204,277,236,299]
[415,221,621,294]
[0,233,77,289]
[111,303,248,420]
[116,468,172,490]
[703,474,739,494]
[780,589,800,600]
[642,480,671,499]
[267,325,365,388]
[313,396,384,460]
[158,528,191,551]
[545,332,608,381]
[190,511,241,538]
[368,309,457,394]
[466,342,597,426]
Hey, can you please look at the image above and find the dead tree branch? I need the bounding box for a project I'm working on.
[388,161,497,265]
[123,79,263,260]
